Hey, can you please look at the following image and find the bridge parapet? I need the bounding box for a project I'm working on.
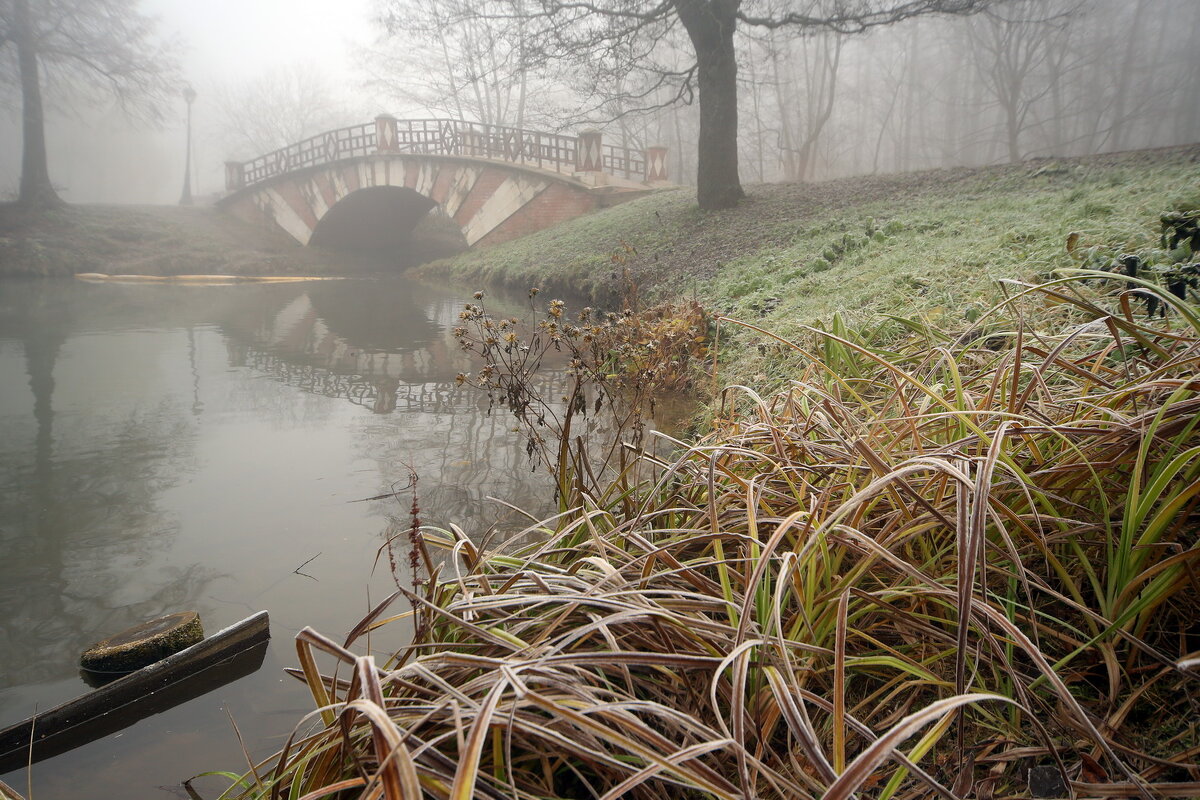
[224,117,667,192]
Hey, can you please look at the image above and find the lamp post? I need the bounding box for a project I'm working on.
[179,85,197,205]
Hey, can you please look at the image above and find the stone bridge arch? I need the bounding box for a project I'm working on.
[217,117,670,250]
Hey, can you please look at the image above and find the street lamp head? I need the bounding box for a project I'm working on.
[180,84,197,205]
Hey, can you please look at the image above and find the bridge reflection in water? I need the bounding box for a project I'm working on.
[220,280,569,409]
[215,278,571,525]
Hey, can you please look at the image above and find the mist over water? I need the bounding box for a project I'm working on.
[0,276,554,797]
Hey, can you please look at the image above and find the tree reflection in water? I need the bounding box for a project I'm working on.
[0,277,563,701]
[0,285,212,690]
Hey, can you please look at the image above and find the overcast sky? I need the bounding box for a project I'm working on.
[144,0,376,84]
[1,0,381,204]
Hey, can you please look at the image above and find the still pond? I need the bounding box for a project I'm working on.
[0,275,555,798]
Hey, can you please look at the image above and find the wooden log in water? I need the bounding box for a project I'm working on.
[0,611,270,772]
[79,611,205,672]
[74,273,345,284]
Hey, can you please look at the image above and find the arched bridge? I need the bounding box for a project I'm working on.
[218,116,670,249]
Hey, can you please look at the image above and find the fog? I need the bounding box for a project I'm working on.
[1,0,1197,205]
[0,0,376,204]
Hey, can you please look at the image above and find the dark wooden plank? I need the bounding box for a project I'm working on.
[0,611,270,771]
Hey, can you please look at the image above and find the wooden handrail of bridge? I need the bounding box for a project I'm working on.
[224,117,665,191]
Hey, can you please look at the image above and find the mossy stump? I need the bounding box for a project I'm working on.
[80,611,204,673]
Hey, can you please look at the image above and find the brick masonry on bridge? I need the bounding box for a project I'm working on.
[221,154,608,247]
[218,117,670,249]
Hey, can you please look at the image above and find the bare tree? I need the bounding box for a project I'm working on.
[213,64,365,159]
[365,0,543,129]
[0,0,178,208]
[966,0,1078,164]
[754,28,844,181]
[1104,0,1147,153]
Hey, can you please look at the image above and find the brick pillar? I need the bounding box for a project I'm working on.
[375,115,399,153]
[644,145,668,183]
[575,129,603,173]
[225,161,245,191]
[465,130,482,157]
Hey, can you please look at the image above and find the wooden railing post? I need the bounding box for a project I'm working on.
[375,115,399,153]
[644,145,668,183]
[225,161,245,191]
[575,129,603,173]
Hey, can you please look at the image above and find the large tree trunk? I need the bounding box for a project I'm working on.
[675,0,743,210]
[14,0,61,208]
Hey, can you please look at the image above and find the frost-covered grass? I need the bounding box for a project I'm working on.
[418,147,1200,330]
[709,159,1200,332]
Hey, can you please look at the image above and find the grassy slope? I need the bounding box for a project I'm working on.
[419,146,1200,333]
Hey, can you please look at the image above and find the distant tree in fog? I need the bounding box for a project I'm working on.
[0,0,178,208]
[967,1,1080,164]
[762,29,844,182]
[732,0,1200,182]
[213,64,365,159]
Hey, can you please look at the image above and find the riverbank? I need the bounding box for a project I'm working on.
[211,271,1200,800]
[0,204,327,277]
[203,148,1200,800]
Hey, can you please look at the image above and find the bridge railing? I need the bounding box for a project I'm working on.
[602,145,646,181]
[239,123,376,188]
[225,117,668,192]
[389,119,580,175]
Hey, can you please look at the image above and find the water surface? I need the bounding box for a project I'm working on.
[0,276,553,798]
